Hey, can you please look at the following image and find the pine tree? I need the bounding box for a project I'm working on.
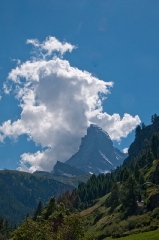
[122,167,130,182]
[121,175,137,216]
[139,172,145,184]
[42,197,56,220]
[151,133,159,159]
[134,163,140,182]
[108,183,119,211]
[32,200,43,221]
[135,125,141,137]
[146,150,154,167]
[141,122,146,129]
[151,113,158,123]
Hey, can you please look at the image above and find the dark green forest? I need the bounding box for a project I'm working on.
[0,170,73,225]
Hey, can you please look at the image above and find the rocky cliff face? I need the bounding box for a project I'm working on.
[52,161,87,177]
[66,124,127,174]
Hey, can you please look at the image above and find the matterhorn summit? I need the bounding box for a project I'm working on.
[65,124,127,174]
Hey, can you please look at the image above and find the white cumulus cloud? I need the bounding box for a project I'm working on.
[0,36,140,172]
[123,148,129,154]
[27,36,76,57]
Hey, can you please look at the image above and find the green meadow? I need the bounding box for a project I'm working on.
[105,230,159,240]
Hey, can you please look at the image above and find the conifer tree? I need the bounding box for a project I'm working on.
[134,162,140,182]
[121,175,137,216]
[42,197,56,220]
[32,200,43,221]
[146,150,153,167]
[139,172,145,184]
[151,133,159,159]
[108,183,119,211]
[151,113,158,124]
[135,125,141,137]
[122,167,130,182]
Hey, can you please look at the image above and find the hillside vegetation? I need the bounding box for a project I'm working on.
[81,191,159,239]
[0,170,73,225]
[105,230,159,240]
[34,170,90,188]
[57,114,159,238]
[1,114,159,239]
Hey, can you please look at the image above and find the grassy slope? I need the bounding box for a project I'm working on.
[79,157,159,239]
[105,229,159,240]
[80,192,159,239]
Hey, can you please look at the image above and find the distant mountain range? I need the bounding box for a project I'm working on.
[54,124,127,175]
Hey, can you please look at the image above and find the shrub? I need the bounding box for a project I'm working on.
[152,207,159,219]
[127,216,138,230]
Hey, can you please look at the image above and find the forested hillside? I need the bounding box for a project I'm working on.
[56,114,159,238]
[1,114,159,239]
[58,114,159,212]
[124,113,159,167]
[0,170,73,225]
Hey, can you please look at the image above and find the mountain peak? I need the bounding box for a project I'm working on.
[66,125,127,174]
[88,124,111,139]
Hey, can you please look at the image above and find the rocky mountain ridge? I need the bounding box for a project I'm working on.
[35,124,127,176]
[52,161,87,177]
[65,124,127,174]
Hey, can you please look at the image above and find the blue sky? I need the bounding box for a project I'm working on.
[0,0,159,171]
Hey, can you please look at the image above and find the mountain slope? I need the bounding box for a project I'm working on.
[0,170,73,225]
[66,124,127,174]
[34,167,90,188]
[123,114,159,167]
[80,192,159,239]
[52,161,87,176]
